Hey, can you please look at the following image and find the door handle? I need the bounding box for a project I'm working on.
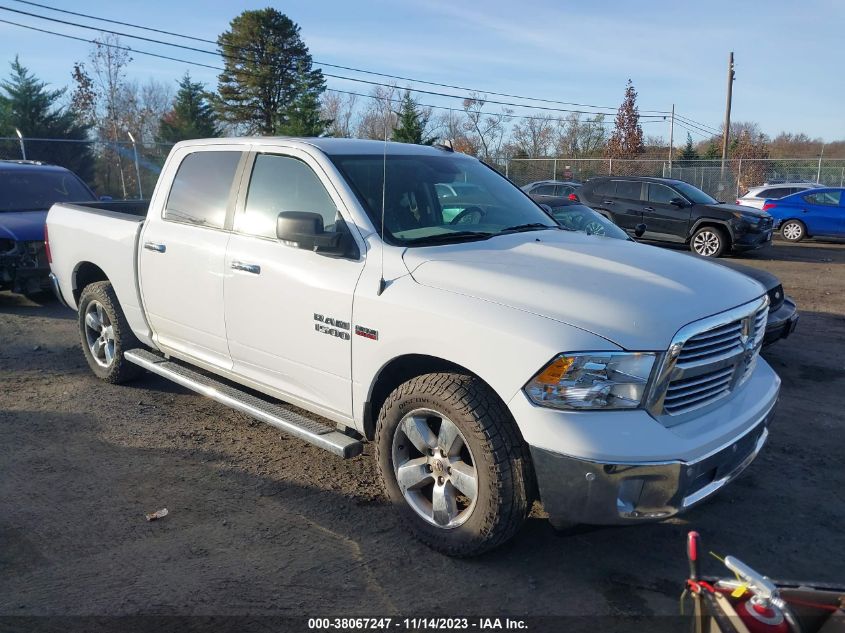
[643,206,655,212]
[602,200,615,205]
[143,241,166,253]
[231,261,261,274]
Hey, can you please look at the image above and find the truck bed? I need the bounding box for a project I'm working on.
[47,200,152,345]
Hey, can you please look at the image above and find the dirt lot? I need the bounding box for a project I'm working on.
[1,240,844,626]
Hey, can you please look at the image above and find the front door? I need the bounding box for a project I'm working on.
[139,146,245,369]
[223,149,365,419]
[801,190,843,236]
[642,182,691,242]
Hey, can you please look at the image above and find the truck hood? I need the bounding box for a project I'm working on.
[0,210,48,242]
[403,230,764,350]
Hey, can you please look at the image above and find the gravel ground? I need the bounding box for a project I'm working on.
[1,240,844,626]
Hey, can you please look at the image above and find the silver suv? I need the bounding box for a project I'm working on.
[737,181,822,209]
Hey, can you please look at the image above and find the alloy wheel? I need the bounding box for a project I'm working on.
[391,409,478,529]
[84,300,115,368]
[693,230,721,256]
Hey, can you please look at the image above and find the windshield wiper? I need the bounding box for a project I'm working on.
[498,223,559,234]
[403,231,495,246]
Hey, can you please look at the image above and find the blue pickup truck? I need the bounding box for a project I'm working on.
[1,160,96,296]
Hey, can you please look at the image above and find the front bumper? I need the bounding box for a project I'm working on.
[732,228,773,252]
[0,240,50,295]
[763,297,799,345]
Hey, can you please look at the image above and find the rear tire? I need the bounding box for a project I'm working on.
[375,372,533,557]
[691,226,727,257]
[781,220,805,242]
[78,281,144,384]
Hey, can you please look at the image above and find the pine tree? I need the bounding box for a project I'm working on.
[157,73,219,143]
[392,90,436,145]
[679,132,698,162]
[216,9,326,135]
[605,79,644,159]
[0,57,93,182]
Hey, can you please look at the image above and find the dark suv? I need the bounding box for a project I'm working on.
[578,176,773,257]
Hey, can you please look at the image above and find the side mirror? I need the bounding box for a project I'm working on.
[634,223,647,238]
[670,197,687,208]
[276,211,342,254]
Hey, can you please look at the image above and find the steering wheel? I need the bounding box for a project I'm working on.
[450,206,486,225]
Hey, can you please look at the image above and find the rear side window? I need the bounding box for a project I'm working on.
[238,154,339,239]
[533,184,555,195]
[614,180,643,200]
[803,191,841,206]
[165,151,242,228]
[591,180,615,196]
[554,184,574,196]
[760,187,790,198]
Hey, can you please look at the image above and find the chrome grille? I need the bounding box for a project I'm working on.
[651,298,769,419]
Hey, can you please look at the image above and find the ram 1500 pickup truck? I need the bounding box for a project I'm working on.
[47,138,781,557]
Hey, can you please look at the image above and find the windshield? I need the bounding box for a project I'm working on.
[549,204,629,240]
[0,169,95,212]
[672,181,718,205]
[330,153,557,246]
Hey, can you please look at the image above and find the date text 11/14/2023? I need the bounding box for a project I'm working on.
[307,617,528,630]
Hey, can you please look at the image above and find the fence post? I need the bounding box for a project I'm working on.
[608,158,613,175]
[840,166,843,187]
[505,161,509,179]
[552,158,557,180]
[736,159,742,199]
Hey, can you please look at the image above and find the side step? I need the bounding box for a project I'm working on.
[124,349,363,459]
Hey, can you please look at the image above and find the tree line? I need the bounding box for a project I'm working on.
[1,7,842,196]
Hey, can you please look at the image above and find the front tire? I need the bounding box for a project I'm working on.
[781,220,805,242]
[691,226,727,257]
[78,281,143,383]
[375,373,533,557]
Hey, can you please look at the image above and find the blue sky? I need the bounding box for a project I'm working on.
[1,0,843,142]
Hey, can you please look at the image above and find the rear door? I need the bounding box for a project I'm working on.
[139,146,246,369]
[642,182,691,242]
[607,179,646,231]
[800,190,843,235]
[223,148,365,419]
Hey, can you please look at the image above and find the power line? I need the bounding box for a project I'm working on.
[7,0,673,116]
[0,17,666,131]
[675,113,721,136]
[673,120,712,141]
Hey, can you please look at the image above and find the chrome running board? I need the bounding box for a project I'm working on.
[125,348,363,459]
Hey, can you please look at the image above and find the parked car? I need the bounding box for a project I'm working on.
[578,176,774,258]
[0,160,96,296]
[762,187,845,242]
[520,179,581,199]
[533,195,798,346]
[47,138,780,556]
[737,181,822,209]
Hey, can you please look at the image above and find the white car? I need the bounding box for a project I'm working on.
[737,181,822,209]
[46,138,780,556]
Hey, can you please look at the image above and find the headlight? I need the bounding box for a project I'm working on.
[524,352,657,410]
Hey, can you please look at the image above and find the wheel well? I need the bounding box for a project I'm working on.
[690,222,732,246]
[72,262,109,303]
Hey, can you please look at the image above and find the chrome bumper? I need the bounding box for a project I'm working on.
[531,409,773,528]
[48,272,70,308]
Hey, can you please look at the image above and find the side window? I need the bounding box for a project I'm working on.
[592,180,615,196]
[648,183,679,204]
[554,185,574,197]
[614,180,643,201]
[165,151,242,228]
[239,154,339,239]
[803,191,841,206]
[534,184,555,195]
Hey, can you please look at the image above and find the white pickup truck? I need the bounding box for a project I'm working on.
[46,138,780,556]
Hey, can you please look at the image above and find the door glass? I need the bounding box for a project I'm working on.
[803,191,841,206]
[613,180,643,201]
[647,183,678,204]
[239,154,339,238]
[165,151,242,228]
[534,184,555,195]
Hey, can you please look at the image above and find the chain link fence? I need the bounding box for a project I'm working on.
[494,157,845,201]
[1,136,174,200]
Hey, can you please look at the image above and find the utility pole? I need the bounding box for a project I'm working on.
[668,104,675,175]
[816,142,825,184]
[720,52,735,178]
[127,132,143,199]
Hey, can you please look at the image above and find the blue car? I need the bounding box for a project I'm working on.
[763,187,844,242]
[1,160,96,296]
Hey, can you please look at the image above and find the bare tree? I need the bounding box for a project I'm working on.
[355,85,399,140]
[321,92,358,138]
[511,114,555,157]
[555,113,606,157]
[461,93,511,160]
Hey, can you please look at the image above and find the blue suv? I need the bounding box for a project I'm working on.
[1,160,96,296]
